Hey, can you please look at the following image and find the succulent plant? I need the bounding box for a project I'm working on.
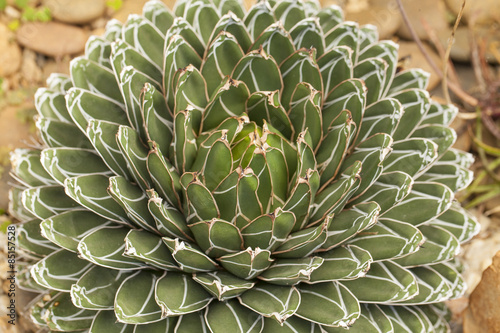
[10,0,480,332]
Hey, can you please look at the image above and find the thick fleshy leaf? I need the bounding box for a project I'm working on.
[124,229,179,270]
[393,225,460,267]
[341,261,418,303]
[117,125,153,190]
[322,202,380,250]
[356,97,403,144]
[17,218,59,257]
[205,299,264,333]
[280,49,322,108]
[411,125,456,158]
[41,148,112,185]
[381,182,454,226]
[43,292,96,331]
[388,68,430,95]
[141,84,173,154]
[380,305,433,333]
[147,145,182,208]
[317,47,352,98]
[114,271,163,324]
[349,218,424,261]
[89,310,133,333]
[246,91,293,139]
[108,176,157,232]
[296,281,360,327]
[391,89,431,141]
[22,185,80,220]
[219,248,274,279]
[70,57,122,101]
[431,204,480,243]
[259,257,324,285]
[36,116,93,149]
[71,265,133,310]
[383,139,438,177]
[324,22,359,58]
[64,174,130,225]
[262,315,323,333]
[353,58,387,106]
[35,87,72,122]
[122,15,165,68]
[174,65,208,125]
[163,237,219,273]
[143,0,174,33]
[210,11,252,52]
[148,192,193,241]
[250,21,295,65]
[421,102,458,127]
[417,162,473,192]
[290,18,324,56]
[87,119,133,180]
[395,266,453,305]
[31,248,93,291]
[244,1,275,40]
[189,218,243,257]
[349,171,413,214]
[309,245,372,282]
[155,271,213,316]
[320,303,394,333]
[193,271,255,300]
[10,149,58,187]
[239,283,300,323]
[78,226,148,270]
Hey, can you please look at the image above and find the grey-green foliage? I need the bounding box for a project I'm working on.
[11,0,479,332]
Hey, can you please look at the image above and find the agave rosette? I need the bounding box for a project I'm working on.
[10,0,479,332]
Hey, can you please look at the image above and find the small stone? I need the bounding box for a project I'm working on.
[0,24,22,77]
[20,49,43,84]
[397,0,449,41]
[463,251,500,333]
[16,22,87,57]
[397,41,442,90]
[445,0,500,26]
[345,4,401,39]
[43,0,106,25]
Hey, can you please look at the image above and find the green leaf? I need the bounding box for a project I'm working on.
[431,203,479,243]
[171,109,198,172]
[44,293,95,331]
[205,299,264,333]
[317,5,343,33]
[219,248,274,279]
[10,148,57,187]
[380,305,433,333]
[320,304,393,333]
[78,226,148,270]
[259,257,324,285]
[142,83,173,154]
[108,176,157,232]
[341,261,418,303]
[36,117,93,149]
[291,18,325,56]
[274,0,306,30]
[147,145,182,209]
[143,0,174,34]
[40,210,113,252]
[189,218,243,257]
[155,271,213,316]
[244,1,275,40]
[124,229,179,270]
[41,148,112,185]
[388,68,430,95]
[393,225,460,266]
[309,245,372,282]
[114,271,163,324]
[64,174,130,225]
[34,88,72,122]
[239,283,300,323]
[356,97,403,144]
[148,191,193,241]
[17,218,59,257]
[193,271,255,300]
[391,89,431,141]
[70,57,122,101]
[89,310,133,333]
[174,312,208,332]
[381,182,454,226]
[72,265,133,310]
[296,281,360,327]
[22,185,80,219]
[163,237,219,273]
[86,120,133,180]
[250,22,296,65]
[349,218,424,261]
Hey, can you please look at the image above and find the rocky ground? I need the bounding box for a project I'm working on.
[0,0,499,332]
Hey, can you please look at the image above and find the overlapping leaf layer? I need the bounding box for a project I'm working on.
[10,0,479,332]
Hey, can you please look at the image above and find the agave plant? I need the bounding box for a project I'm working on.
[10,0,479,332]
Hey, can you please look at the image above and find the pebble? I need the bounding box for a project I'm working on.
[16,22,87,57]
[396,0,449,41]
[21,49,43,84]
[0,24,22,77]
[445,0,500,26]
[397,41,443,91]
[463,250,500,332]
[43,0,106,24]
[345,4,401,39]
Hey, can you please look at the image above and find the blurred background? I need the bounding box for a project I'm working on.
[0,0,499,332]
